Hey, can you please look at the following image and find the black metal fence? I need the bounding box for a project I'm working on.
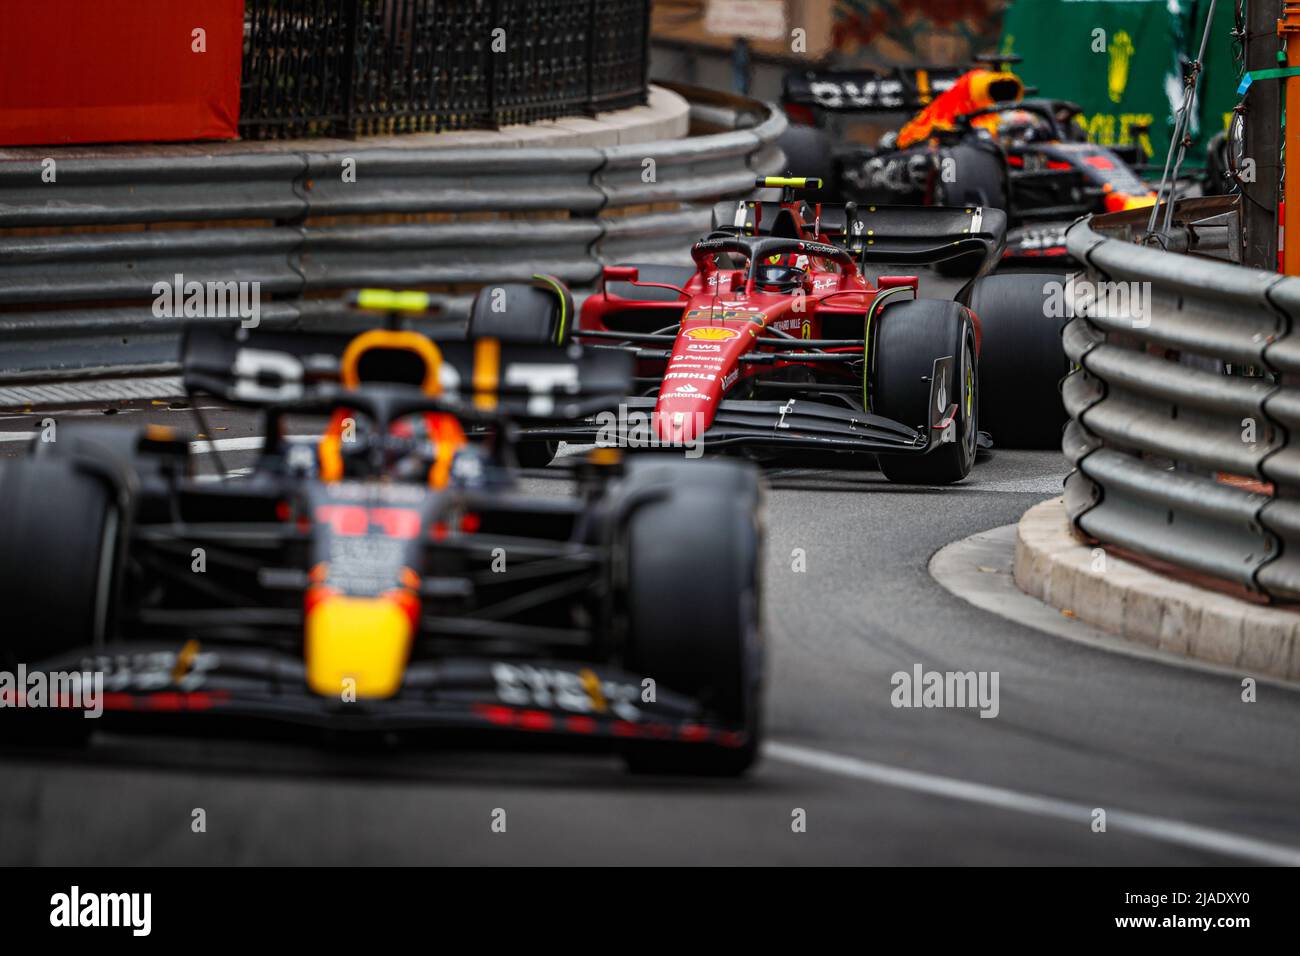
[239,0,650,139]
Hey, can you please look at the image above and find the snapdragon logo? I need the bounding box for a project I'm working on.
[890,664,999,718]
[152,272,262,328]
[0,665,102,718]
[50,886,151,936]
[593,405,706,459]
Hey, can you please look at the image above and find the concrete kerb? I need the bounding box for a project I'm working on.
[1014,497,1300,682]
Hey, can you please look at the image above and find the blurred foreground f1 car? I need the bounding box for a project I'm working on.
[0,311,764,775]
[778,57,1157,271]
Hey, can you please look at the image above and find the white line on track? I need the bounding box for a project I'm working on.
[765,740,1300,866]
[190,435,316,454]
[194,468,253,481]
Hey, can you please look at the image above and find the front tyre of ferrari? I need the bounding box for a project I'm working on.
[617,458,763,776]
[872,299,977,485]
[0,457,120,745]
[467,280,572,345]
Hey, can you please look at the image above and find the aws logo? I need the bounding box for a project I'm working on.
[1108,30,1134,104]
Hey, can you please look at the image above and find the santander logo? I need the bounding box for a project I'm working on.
[669,382,712,401]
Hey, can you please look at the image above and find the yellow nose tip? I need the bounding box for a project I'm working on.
[305,595,414,699]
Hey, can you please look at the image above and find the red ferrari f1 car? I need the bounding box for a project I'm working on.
[499,177,1069,476]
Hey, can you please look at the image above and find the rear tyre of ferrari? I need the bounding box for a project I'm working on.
[467,280,572,344]
[966,273,1069,449]
[619,458,763,776]
[873,299,977,485]
[0,457,119,745]
[934,144,1008,278]
[934,249,986,279]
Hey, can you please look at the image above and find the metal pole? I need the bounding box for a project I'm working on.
[1244,0,1282,269]
[1150,0,1219,236]
[1281,2,1300,273]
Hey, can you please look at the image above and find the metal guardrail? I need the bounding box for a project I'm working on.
[0,97,786,384]
[1062,208,1300,600]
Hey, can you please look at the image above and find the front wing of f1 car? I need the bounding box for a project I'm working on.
[18,646,748,750]
[521,369,959,455]
[0,319,758,761]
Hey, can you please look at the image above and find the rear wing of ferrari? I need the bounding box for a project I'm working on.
[782,66,964,114]
[846,203,1007,272]
[708,198,1006,276]
[181,323,632,422]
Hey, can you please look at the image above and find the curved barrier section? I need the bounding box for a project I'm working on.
[1063,215,1300,600]
[0,94,786,382]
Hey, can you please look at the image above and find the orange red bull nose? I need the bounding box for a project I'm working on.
[897,69,1025,149]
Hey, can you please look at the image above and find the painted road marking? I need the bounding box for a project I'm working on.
[765,740,1300,866]
[190,435,315,454]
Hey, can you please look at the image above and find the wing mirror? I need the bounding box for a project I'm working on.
[602,266,639,284]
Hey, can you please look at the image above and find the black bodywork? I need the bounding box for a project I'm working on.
[781,65,1154,261]
[0,327,751,755]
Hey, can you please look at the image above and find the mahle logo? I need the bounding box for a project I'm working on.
[1108,30,1135,104]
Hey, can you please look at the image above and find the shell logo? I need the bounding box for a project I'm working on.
[684,327,740,342]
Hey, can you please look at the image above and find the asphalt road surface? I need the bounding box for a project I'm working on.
[2,269,1298,865]
[2,391,1298,864]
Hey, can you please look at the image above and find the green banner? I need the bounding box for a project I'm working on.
[1000,0,1238,170]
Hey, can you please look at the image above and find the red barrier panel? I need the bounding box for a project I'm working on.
[0,0,243,146]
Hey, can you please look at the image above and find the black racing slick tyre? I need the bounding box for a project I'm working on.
[467,279,573,345]
[774,125,837,192]
[872,299,978,485]
[0,457,119,745]
[468,279,569,469]
[934,143,1009,278]
[966,273,1070,449]
[618,458,763,776]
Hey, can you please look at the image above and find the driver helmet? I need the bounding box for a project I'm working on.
[997,108,1044,144]
[755,254,808,293]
